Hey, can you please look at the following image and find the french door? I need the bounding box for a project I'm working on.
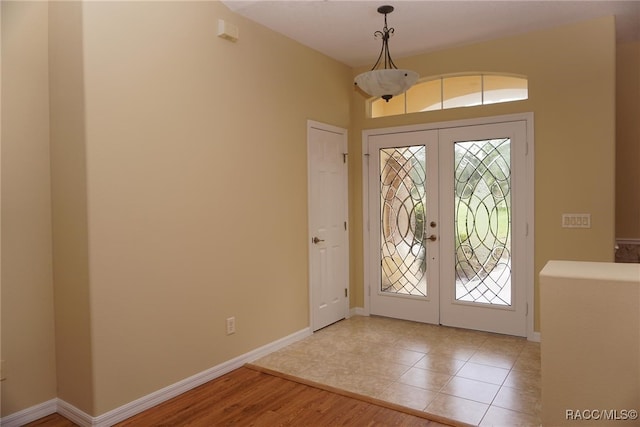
[366,119,529,336]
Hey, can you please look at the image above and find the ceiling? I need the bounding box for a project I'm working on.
[222,0,640,67]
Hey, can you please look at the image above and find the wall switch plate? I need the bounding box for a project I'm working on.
[226,317,236,335]
[562,213,591,228]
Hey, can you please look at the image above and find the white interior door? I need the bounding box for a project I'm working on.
[365,119,530,337]
[368,130,440,324]
[308,121,349,331]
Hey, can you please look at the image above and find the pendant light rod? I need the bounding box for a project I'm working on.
[370,5,398,71]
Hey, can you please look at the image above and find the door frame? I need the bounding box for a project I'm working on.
[362,113,536,340]
[307,120,350,331]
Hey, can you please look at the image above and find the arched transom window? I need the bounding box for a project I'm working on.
[370,74,528,118]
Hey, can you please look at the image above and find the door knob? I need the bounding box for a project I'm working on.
[426,235,437,241]
[312,237,325,244]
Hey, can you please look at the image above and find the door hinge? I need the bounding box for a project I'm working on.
[342,153,348,163]
[344,221,347,231]
[526,302,529,316]
[345,288,348,298]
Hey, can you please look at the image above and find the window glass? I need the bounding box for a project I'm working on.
[372,93,405,118]
[367,73,528,118]
[407,79,442,113]
[483,75,528,105]
[443,75,482,109]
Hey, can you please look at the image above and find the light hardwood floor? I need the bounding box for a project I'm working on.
[25,367,452,426]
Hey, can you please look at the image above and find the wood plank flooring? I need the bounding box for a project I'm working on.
[25,367,452,426]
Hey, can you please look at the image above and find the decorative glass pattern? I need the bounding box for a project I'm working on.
[379,146,427,296]
[454,138,512,305]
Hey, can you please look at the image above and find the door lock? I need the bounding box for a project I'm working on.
[312,237,325,244]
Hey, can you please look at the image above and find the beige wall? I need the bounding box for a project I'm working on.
[616,41,640,239]
[49,1,94,413]
[0,3,628,420]
[68,1,350,415]
[1,1,58,416]
[349,16,617,332]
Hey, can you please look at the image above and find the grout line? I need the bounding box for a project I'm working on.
[253,316,540,426]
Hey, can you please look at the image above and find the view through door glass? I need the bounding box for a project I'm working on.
[454,138,512,305]
[380,146,427,297]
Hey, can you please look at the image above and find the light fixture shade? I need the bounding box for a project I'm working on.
[355,69,419,99]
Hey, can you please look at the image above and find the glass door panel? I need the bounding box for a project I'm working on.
[454,138,512,305]
[380,146,427,297]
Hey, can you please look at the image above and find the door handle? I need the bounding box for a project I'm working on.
[426,235,437,242]
[312,237,325,244]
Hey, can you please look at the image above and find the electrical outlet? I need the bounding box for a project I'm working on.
[226,317,236,335]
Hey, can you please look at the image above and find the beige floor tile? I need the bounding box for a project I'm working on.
[332,372,394,398]
[519,341,541,358]
[441,329,489,348]
[503,368,541,390]
[479,405,542,426]
[429,343,478,361]
[456,361,510,385]
[252,352,315,377]
[299,359,359,383]
[414,354,466,375]
[512,356,541,373]
[377,382,438,411]
[468,349,519,369]
[492,385,542,416]
[440,376,500,404]
[355,358,412,381]
[251,316,541,427]
[394,336,436,353]
[376,345,427,366]
[513,344,541,373]
[410,326,453,342]
[426,393,489,426]
[398,366,452,391]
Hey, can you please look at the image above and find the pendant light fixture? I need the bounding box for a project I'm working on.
[354,5,419,102]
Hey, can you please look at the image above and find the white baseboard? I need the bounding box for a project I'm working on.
[1,327,311,427]
[529,331,541,342]
[0,398,57,427]
[57,399,93,427]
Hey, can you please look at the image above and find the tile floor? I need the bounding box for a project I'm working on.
[252,316,541,426]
